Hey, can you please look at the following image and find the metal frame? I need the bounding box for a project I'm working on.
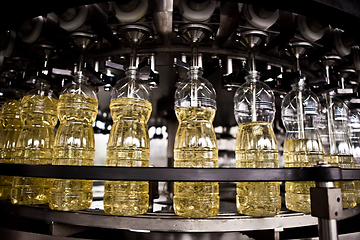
[1,0,360,33]
[0,163,359,181]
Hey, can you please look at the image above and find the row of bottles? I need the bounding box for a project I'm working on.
[0,56,360,219]
[0,71,98,211]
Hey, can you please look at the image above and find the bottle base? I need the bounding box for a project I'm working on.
[285,193,311,213]
[285,181,314,213]
[103,195,149,216]
[355,181,360,204]
[173,196,219,218]
[0,176,13,200]
[103,181,149,216]
[335,181,357,209]
[236,182,281,217]
[11,177,49,205]
[49,179,93,211]
[49,192,92,211]
[0,186,11,200]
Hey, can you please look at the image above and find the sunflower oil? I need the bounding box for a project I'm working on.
[236,121,280,217]
[11,91,58,205]
[173,106,219,218]
[104,97,151,215]
[0,100,22,200]
[325,154,356,209]
[49,90,98,211]
[283,139,323,213]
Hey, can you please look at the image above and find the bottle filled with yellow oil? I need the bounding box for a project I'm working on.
[49,71,98,211]
[281,78,324,213]
[0,106,2,133]
[234,71,280,217]
[11,80,58,205]
[349,108,360,203]
[173,66,219,218]
[324,154,356,208]
[104,66,152,216]
[0,100,22,200]
[283,139,323,212]
[319,91,356,209]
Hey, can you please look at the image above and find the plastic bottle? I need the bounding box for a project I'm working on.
[281,78,324,213]
[49,71,98,211]
[11,81,58,205]
[0,106,2,133]
[349,108,360,203]
[318,91,356,209]
[173,66,219,218]
[104,66,152,216]
[0,100,22,200]
[233,71,280,217]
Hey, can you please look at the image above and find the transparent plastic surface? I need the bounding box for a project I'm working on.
[349,109,360,203]
[318,93,356,209]
[111,68,151,102]
[0,107,2,133]
[233,72,280,217]
[0,100,22,200]
[283,139,323,213]
[174,68,216,110]
[50,72,98,211]
[12,82,58,205]
[281,82,324,213]
[233,72,275,124]
[173,68,219,218]
[104,68,151,216]
[235,122,280,216]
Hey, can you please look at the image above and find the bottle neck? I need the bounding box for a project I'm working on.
[125,67,139,81]
[245,71,260,83]
[188,67,203,79]
[74,71,89,84]
[291,78,306,91]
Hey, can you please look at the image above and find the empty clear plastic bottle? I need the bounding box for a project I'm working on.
[348,108,360,204]
[318,91,356,209]
[0,100,22,200]
[281,78,323,213]
[11,81,58,205]
[104,67,152,216]
[49,71,98,211]
[233,71,280,217]
[173,66,219,218]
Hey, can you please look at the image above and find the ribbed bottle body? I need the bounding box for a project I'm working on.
[104,97,151,216]
[283,138,323,213]
[173,106,219,218]
[325,154,357,209]
[0,100,22,200]
[50,93,97,211]
[235,121,280,217]
[11,94,58,205]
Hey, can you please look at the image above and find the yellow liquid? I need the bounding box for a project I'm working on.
[325,154,357,209]
[354,165,360,204]
[49,93,98,211]
[0,100,22,200]
[283,139,323,213]
[104,98,151,216]
[173,107,219,218]
[11,95,58,205]
[236,121,280,217]
[355,180,360,204]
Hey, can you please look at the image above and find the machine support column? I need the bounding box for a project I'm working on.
[310,162,343,240]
